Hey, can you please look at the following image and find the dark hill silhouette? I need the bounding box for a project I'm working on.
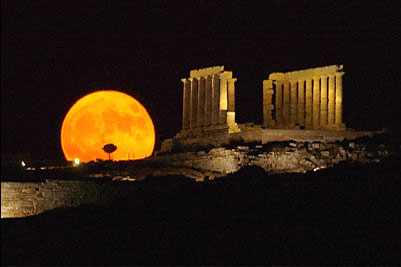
[1,155,400,266]
[226,165,267,179]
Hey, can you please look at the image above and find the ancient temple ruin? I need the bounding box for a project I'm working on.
[263,65,345,130]
[179,66,240,138]
[160,64,370,153]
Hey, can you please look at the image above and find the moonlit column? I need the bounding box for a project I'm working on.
[197,77,206,127]
[297,78,305,127]
[328,74,335,126]
[219,75,228,125]
[189,78,198,129]
[263,80,274,127]
[275,80,283,127]
[335,72,344,127]
[320,75,328,128]
[283,80,290,127]
[204,75,213,127]
[181,78,191,130]
[305,78,313,129]
[290,80,297,127]
[312,76,320,129]
[212,75,220,126]
[227,78,236,125]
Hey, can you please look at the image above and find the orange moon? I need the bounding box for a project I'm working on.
[61,90,155,162]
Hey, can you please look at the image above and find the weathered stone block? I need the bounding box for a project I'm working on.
[312,143,320,149]
[321,151,330,157]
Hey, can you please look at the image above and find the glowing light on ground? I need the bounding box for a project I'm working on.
[61,90,155,162]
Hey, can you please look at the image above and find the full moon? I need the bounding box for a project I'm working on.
[61,90,155,162]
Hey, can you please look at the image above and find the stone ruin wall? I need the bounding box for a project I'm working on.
[154,140,390,177]
[161,127,372,153]
[1,180,136,218]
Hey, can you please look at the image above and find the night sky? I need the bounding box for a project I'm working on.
[2,1,400,161]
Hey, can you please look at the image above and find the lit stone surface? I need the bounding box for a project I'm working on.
[312,76,320,129]
[180,66,239,137]
[219,74,228,125]
[305,78,313,128]
[263,64,345,131]
[181,79,190,130]
[212,75,220,125]
[320,75,328,127]
[328,74,336,126]
[197,77,206,127]
[335,72,345,129]
[189,78,198,129]
[205,76,213,127]
[156,129,381,173]
[290,80,297,126]
[227,76,237,129]
[275,80,283,126]
[227,77,236,114]
[283,81,290,127]
[1,180,111,218]
[262,80,275,127]
[297,78,305,127]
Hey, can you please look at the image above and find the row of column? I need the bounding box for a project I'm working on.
[264,72,344,130]
[182,75,237,130]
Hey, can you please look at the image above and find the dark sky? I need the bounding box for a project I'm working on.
[2,1,400,160]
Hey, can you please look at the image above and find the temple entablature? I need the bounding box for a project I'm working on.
[268,73,285,80]
[269,65,343,81]
[190,66,227,78]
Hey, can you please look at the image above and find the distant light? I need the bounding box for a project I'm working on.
[21,161,26,167]
[74,158,80,166]
[313,167,320,172]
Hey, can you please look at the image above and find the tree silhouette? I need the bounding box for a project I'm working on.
[103,144,117,160]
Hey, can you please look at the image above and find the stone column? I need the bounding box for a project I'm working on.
[312,76,320,129]
[297,79,305,127]
[219,75,228,125]
[335,72,344,127]
[263,80,275,127]
[189,78,198,129]
[204,75,213,127]
[283,80,290,127]
[275,80,283,127]
[197,77,206,128]
[227,78,236,125]
[305,78,313,128]
[181,78,191,130]
[328,74,335,126]
[290,80,297,127]
[320,75,328,128]
[212,75,220,126]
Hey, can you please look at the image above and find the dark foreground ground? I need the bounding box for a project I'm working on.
[2,156,400,265]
